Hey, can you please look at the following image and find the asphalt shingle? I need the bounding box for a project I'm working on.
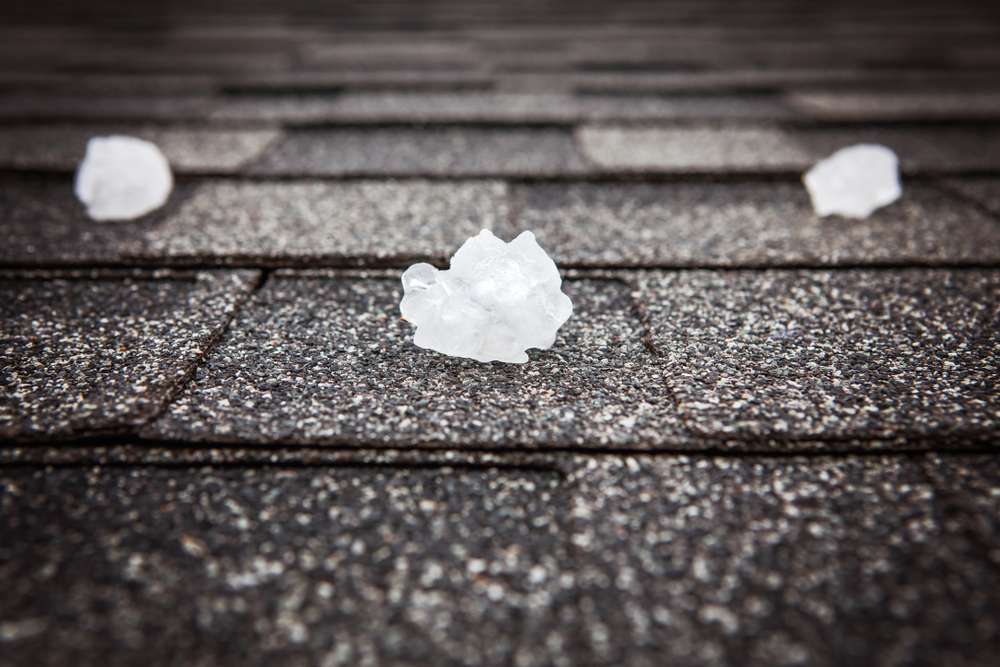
[222,69,495,93]
[576,125,811,174]
[563,453,1000,667]
[0,465,568,667]
[0,94,215,122]
[513,183,1000,268]
[798,126,1000,175]
[146,275,690,448]
[784,91,1000,122]
[631,268,1000,443]
[576,124,1000,175]
[0,126,282,173]
[248,128,589,177]
[0,269,260,440]
[141,179,513,266]
[563,69,1000,95]
[0,177,162,265]
[0,73,220,96]
[919,453,1000,555]
[209,92,791,125]
[941,177,1000,216]
[1,453,997,666]
[300,38,483,69]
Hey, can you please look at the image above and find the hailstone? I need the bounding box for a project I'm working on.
[74,135,173,221]
[803,143,902,219]
[400,229,573,364]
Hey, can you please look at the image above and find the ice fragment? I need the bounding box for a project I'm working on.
[400,229,573,364]
[74,135,173,221]
[803,143,902,219]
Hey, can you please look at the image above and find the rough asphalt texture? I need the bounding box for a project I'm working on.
[1,269,259,440]
[2,455,999,666]
[145,277,688,448]
[1,1,1000,665]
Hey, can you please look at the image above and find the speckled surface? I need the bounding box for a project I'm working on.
[4,6,1000,664]
[576,125,814,173]
[631,269,1000,440]
[513,183,1000,268]
[223,69,496,93]
[211,92,792,124]
[918,454,1000,556]
[146,275,690,448]
[248,128,590,177]
[561,453,1000,667]
[797,127,1000,175]
[784,91,1000,122]
[531,69,1000,95]
[576,124,1000,175]
[1,454,998,666]
[0,126,282,173]
[0,177,153,265]
[0,465,568,667]
[142,179,513,265]
[0,269,260,440]
[941,177,1000,216]
[0,94,216,122]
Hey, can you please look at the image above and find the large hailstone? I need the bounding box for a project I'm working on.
[803,143,902,219]
[400,230,573,364]
[74,135,173,221]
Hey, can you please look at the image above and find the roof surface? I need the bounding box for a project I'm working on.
[2,1,1000,664]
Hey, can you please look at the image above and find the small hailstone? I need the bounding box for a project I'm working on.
[400,229,573,364]
[803,143,902,219]
[74,135,173,221]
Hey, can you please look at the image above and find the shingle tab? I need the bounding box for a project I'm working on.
[211,92,791,124]
[0,465,569,666]
[141,179,513,265]
[785,91,1000,122]
[563,453,1000,666]
[561,69,1000,94]
[0,94,215,122]
[300,38,483,69]
[941,177,1000,216]
[0,126,283,173]
[146,276,690,448]
[799,126,1000,174]
[0,73,220,95]
[632,268,1000,442]
[577,124,1000,175]
[0,177,157,265]
[0,269,260,440]
[249,127,589,177]
[576,125,813,173]
[2,454,998,666]
[222,69,495,92]
[513,183,1000,267]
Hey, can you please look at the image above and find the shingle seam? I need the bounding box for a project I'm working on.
[934,179,1000,223]
[132,270,265,433]
[2,442,997,468]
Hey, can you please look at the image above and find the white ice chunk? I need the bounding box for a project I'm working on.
[74,135,173,221]
[803,143,902,219]
[400,229,573,364]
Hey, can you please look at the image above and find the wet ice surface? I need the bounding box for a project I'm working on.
[803,143,902,219]
[74,135,173,221]
[400,230,573,363]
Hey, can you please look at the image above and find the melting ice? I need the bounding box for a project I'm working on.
[803,143,902,219]
[400,230,573,364]
[74,135,173,221]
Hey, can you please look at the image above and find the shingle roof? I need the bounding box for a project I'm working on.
[2,2,1000,664]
